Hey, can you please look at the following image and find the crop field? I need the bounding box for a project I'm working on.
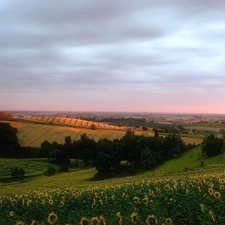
[20,116,125,131]
[3,121,127,148]
[1,166,225,224]
[2,120,203,148]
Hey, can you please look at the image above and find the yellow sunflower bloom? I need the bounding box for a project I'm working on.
[49,199,54,205]
[15,221,25,225]
[200,204,204,213]
[80,217,90,225]
[118,218,123,225]
[48,212,58,225]
[214,191,221,199]
[133,196,139,203]
[99,215,106,225]
[30,220,39,225]
[91,216,100,225]
[10,211,14,217]
[165,218,173,224]
[27,199,32,206]
[60,201,65,207]
[143,197,149,205]
[208,188,214,195]
[130,212,138,224]
[146,215,158,225]
[11,199,17,205]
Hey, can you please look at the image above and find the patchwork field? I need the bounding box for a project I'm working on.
[2,119,203,148]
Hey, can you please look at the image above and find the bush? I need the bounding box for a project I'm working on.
[90,124,97,130]
[10,167,25,178]
[47,166,56,175]
[202,134,224,157]
[59,164,70,172]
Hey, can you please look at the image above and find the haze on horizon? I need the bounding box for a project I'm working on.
[0,0,225,114]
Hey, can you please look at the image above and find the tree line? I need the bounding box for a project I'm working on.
[39,132,194,179]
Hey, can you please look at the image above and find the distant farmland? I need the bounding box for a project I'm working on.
[1,115,203,148]
[5,120,127,148]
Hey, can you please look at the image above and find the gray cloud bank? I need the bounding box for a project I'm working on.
[0,0,225,112]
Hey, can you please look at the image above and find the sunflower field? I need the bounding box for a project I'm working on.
[1,170,225,225]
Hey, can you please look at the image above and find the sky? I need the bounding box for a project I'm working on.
[0,0,225,114]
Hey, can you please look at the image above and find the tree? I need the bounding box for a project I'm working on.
[126,128,135,135]
[202,134,224,157]
[90,124,97,130]
[0,122,20,157]
[142,126,149,131]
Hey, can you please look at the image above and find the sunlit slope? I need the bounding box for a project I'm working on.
[21,115,124,130]
[6,121,126,147]
[152,146,225,173]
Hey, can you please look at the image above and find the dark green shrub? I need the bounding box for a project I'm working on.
[10,167,25,178]
[47,166,56,175]
[59,164,70,172]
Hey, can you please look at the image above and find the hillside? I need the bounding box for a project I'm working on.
[19,115,125,130]
[1,146,225,196]
[1,116,204,147]
[3,120,127,148]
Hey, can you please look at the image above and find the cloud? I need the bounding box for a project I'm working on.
[1,0,225,112]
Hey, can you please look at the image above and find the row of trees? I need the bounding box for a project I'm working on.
[40,132,194,179]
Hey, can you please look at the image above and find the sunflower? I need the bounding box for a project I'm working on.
[133,196,139,203]
[15,221,25,225]
[208,188,214,195]
[30,220,39,225]
[80,217,90,225]
[209,210,216,222]
[165,218,172,224]
[9,211,14,217]
[200,204,204,213]
[219,178,225,184]
[99,199,103,205]
[219,185,224,190]
[130,212,138,224]
[91,217,100,225]
[48,212,58,225]
[116,212,122,219]
[42,199,46,204]
[105,186,109,191]
[49,199,54,205]
[11,199,17,205]
[214,191,221,199]
[142,196,149,205]
[99,215,106,225]
[146,215,158,225]
[94,192,98,198]
[164,185,170,191]
[72,192,80,198]
[118,218,123,225]
[27,199,32,206]
[60,201,65,207]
